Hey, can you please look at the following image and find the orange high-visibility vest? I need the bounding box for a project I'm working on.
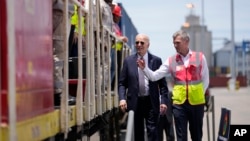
[169,52,205,105]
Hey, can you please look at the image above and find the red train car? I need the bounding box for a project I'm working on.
[0,0,53,123]
[1,0,132,140]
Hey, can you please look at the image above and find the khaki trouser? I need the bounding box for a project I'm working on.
[53,10,64,94]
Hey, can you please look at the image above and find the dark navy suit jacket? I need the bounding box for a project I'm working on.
[118,52,169,113]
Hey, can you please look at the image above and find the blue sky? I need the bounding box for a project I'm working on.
[116,0,250,61]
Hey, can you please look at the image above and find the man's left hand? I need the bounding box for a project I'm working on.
[160,104,167,115]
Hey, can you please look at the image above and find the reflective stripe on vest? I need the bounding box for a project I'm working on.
[170,52,205,105]
[175,80,202,85]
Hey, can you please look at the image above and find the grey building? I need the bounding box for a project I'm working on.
[181,14,213,67]
[213,40,250,85]
[213,42,231,74]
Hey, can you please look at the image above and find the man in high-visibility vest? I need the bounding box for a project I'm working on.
[52,0,75,106]
[69,4,86,57]
[137,30,209,141]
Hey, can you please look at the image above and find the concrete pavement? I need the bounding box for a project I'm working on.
[88,86,250,141]
[201,86,250,141]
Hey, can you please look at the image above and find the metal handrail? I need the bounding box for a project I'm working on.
[61,0,69,138]
[4,0,132,140]
[62,0,132,138]
[205,95,216,141]
[125,110,134,141]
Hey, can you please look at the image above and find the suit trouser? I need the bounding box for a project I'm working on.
[53,10,64,94]
[172,100,204,141]
[134,96,159,141]
[158,114,175,141]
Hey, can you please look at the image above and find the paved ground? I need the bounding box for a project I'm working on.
[200,86,250,141]
[88,86,250,141]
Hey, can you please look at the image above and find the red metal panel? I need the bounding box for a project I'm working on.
[15,0,53,90]
[0,0,8,123]
[68,79,86,101]
[14,0,54,122]
[1,0,54,123]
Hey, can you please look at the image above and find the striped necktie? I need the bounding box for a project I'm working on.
[138,57,145,96]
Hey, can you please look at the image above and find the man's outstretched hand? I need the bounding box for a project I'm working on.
[137,58,145,69]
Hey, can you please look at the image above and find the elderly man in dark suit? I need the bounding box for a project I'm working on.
[118,33,169,141]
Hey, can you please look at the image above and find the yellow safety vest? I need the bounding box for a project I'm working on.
[71,5,86,35]
[112,42,123,51]
[169,52,205,105]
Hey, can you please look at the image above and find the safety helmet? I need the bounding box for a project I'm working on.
[112,5,122,17]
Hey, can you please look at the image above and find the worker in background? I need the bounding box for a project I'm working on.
[91,0,114,93]
[96,1,115,140]
[69,2,86,57]
[112,4,127,43]
[111,4,128,90]
[52,0,75,106]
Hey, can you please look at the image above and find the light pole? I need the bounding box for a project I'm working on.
[229,0,236,90]
[201,0,204,26]
[201,0,205,54]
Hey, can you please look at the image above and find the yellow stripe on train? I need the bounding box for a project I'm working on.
[1,106,76,141]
